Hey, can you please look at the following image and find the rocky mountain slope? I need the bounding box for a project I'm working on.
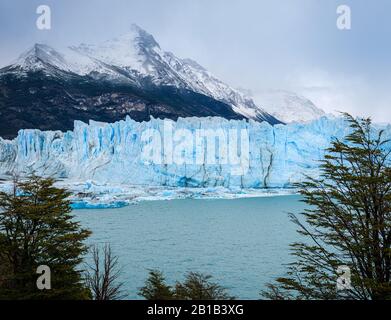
[0,25,282,139]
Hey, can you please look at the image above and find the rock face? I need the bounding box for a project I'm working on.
[2,116,389,188]
[0,25,282,139]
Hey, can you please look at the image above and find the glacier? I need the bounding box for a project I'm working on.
[0,116,390,206]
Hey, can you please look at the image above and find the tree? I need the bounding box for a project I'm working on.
[139,270,234,300]
[0,175,91,299]
[138,270,174,300]
[263,114,391,300]
[174,272,235,300]
[85,244,125,300]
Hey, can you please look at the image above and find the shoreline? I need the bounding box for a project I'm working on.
[0,179,299,210]
[66,182,300,209]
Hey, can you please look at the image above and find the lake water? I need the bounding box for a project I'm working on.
[73,195,306,299]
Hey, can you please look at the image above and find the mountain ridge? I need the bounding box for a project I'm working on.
[0,24,325,139]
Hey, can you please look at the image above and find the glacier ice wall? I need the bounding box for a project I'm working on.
[0,116,390,188]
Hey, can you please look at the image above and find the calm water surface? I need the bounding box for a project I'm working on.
[73,195,306,299]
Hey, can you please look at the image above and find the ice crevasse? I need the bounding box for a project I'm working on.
[0,116,390,189]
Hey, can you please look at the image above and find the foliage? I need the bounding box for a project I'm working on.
[0,175,91,299]
[139,270,234,300]
[263,114,391,300]
[139,270,174,300]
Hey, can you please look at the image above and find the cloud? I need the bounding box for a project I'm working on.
[281,69,391,122]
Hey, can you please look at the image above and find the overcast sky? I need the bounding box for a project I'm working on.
[1,0,390,122]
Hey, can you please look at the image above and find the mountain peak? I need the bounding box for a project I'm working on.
[1,25,286,125]
[15,43,69,71]
[103,24,160,50]
[130,23,148,36]
[67,24,161,74]
[129,23,160,49]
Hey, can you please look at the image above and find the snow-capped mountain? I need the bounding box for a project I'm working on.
[15,44,71,72]
[0,24,283,139]
[66,25,279,122]
[251,90,326,123]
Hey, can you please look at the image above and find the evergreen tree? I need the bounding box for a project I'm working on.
[174,272,234,300]
[139,270,234,300]
[0,175,91,299]
[263,114,391,300]
[139,270,174,300]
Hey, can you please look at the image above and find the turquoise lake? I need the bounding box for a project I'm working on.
[73,195,307,299]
